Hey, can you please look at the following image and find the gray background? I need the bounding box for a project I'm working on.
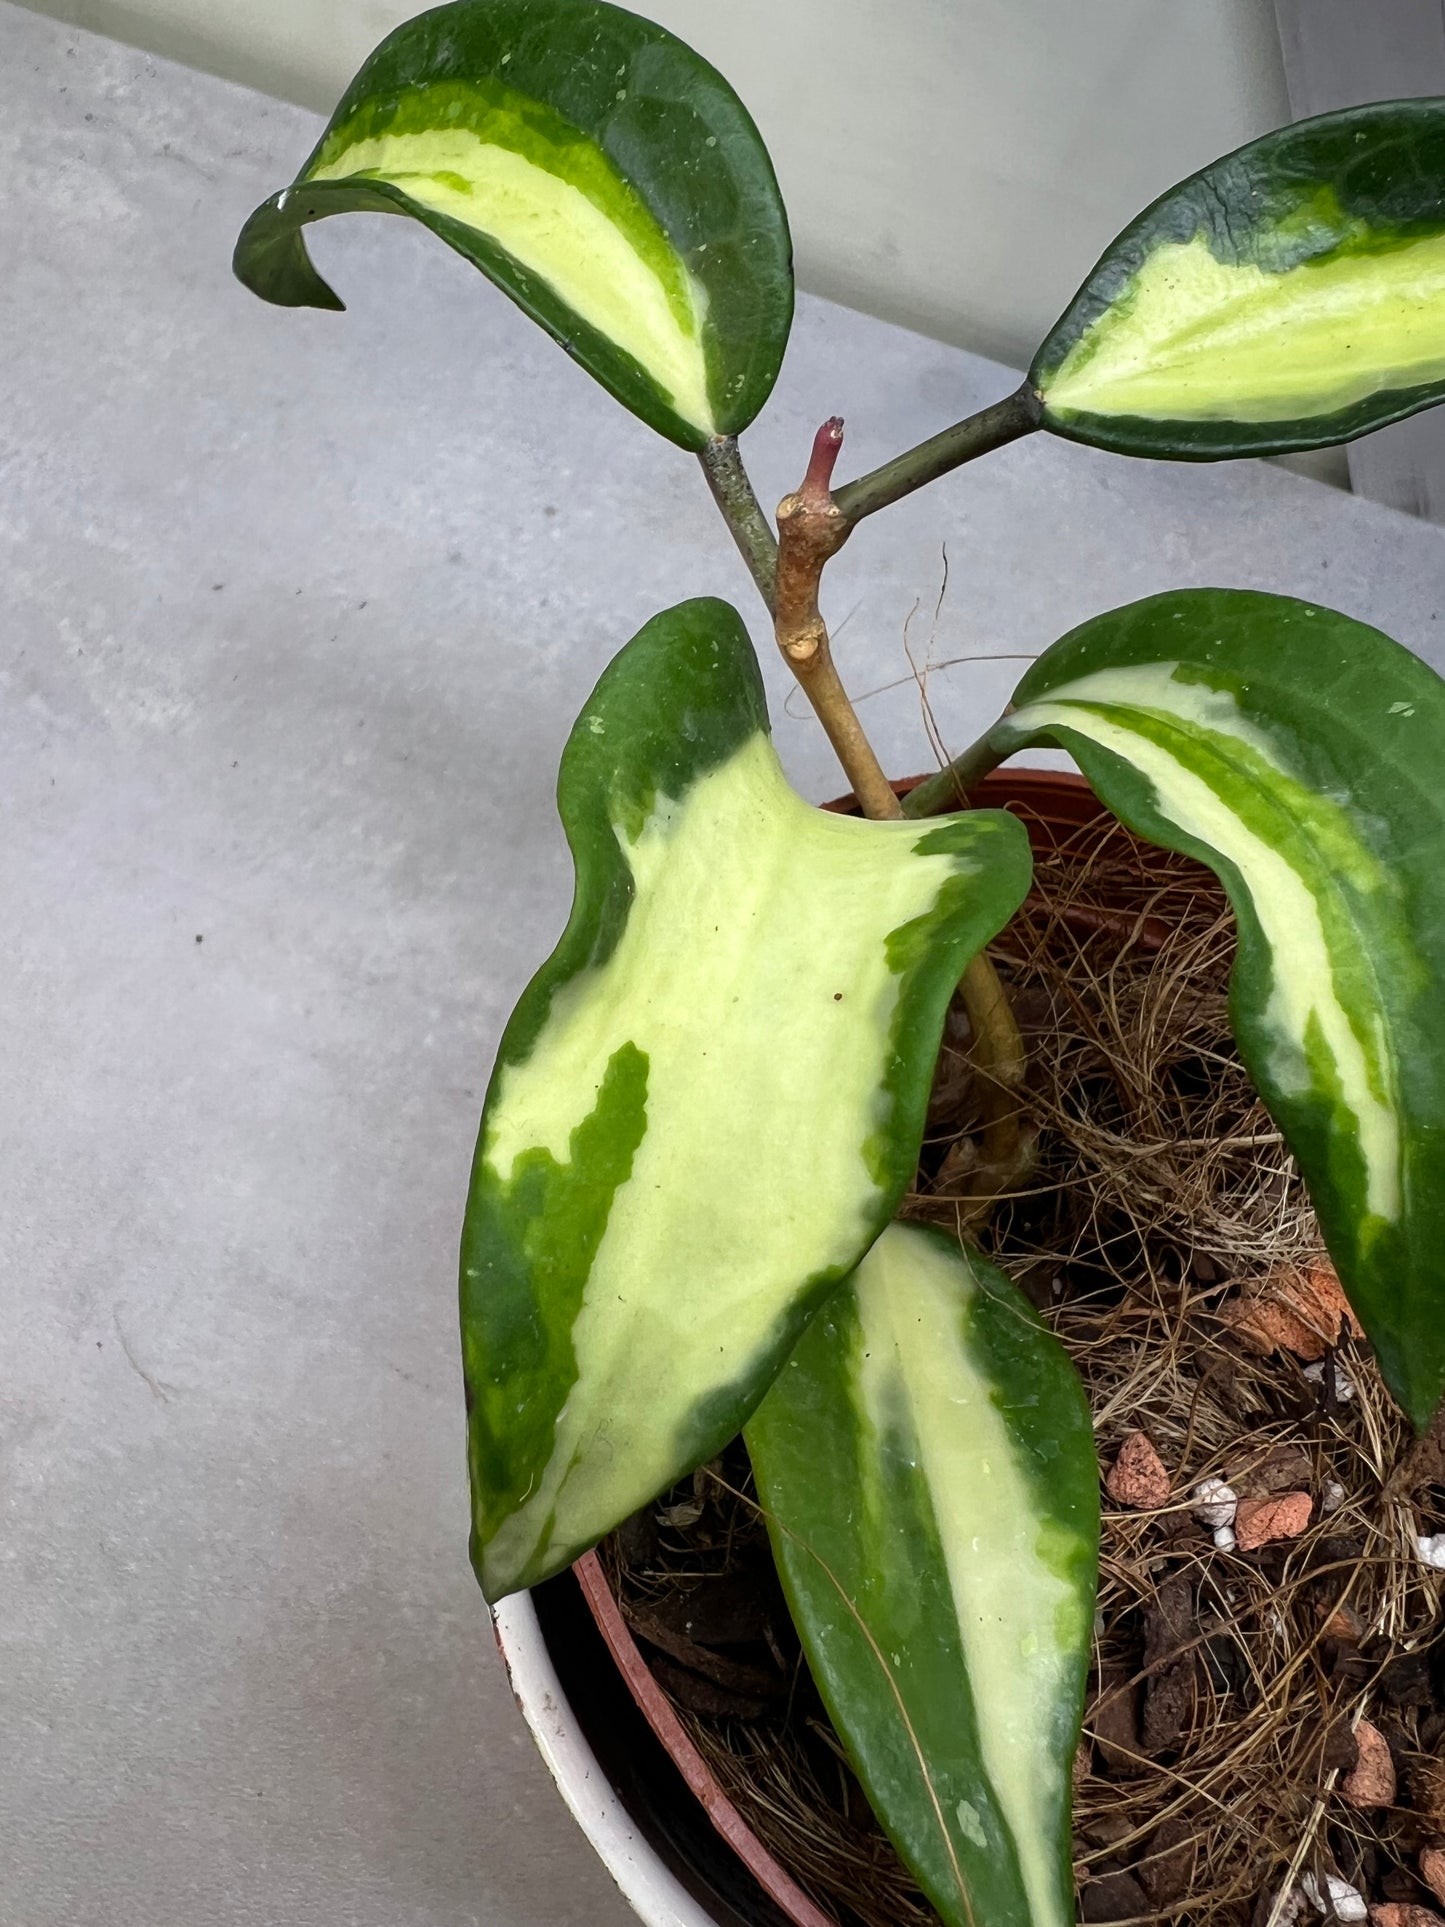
[2,7,1443,1924]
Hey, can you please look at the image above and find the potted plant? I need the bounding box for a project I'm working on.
[233,6,1445,1921]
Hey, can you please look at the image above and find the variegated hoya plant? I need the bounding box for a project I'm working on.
[236,6,1445,1922]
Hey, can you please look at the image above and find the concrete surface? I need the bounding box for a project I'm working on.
[0,7,1442,1926]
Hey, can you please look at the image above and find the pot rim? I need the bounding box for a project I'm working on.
[574,1553,834,1927]
[492,1589,724,1927]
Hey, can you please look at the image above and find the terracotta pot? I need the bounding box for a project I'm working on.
[497,767,1114,1927]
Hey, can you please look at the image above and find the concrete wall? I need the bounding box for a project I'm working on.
[17,0,1292,372]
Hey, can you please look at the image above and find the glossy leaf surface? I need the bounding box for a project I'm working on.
[234,0,793,449]
[1032,100,1445,458]
[463,599,1032,1597]
[746,1223,1098,1927]
[993,588,1445,1427]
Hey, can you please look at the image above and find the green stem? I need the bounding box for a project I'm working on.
[698,435,778,613]
[832,384,1041,525]
[901,729,1009,817]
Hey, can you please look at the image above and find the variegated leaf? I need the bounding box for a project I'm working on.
[746,1222,1098,1927]
[1033,100,1445,458]
[234,0,792,449]
[463,599,1032,1598]
[992,588,1445,1427]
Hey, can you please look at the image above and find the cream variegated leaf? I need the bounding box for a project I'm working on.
[1033,100,1445,458]
[462,599,1032,1597]
[234,0,793,448]
[747,1223,1098,1927]
[992,588,1445,1427]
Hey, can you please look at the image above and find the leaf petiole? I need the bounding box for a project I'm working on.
[833,384,1041,524]
[902,729,1010,817]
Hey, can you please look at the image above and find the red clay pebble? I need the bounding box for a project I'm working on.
[1319,1601,1366,1643]
[1222,1259,1361,1361]
[1105,1431,1170,1510]
[1275,1258,1359,1353]
[1369,1906,1443,1927]
[1343,1720,1397,1810]
[1234,1490,1313,1550]
[1420,1848,1445,1908]
[1222,1295,1326,1360]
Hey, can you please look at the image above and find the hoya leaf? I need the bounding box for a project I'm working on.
[1032,100,1445,458]
[993,588,1445,1428]
[746,1223,1098,1927]
[234,0,793,449]
[462,599,1032,1598]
